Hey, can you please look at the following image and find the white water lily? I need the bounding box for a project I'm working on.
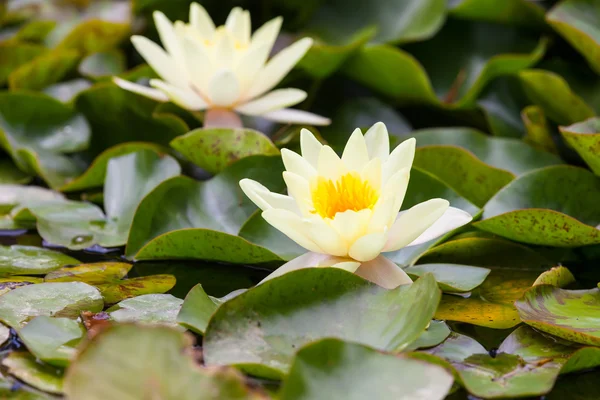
[240,122,473,289]
[113,4,329,128]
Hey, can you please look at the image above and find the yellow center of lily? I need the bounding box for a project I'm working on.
[311,172,379,219]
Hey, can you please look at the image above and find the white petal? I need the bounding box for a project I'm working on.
[181,36,213,92]
[207,69,240,106]
[258,252,332,285]
[364,122,390,161]
[235,89,307,115]
[281,148,317,181]
[383,199,449,252]
[225,7,250,47]
[131,36,186,87]
[407,207,472,247]
[308,220,348,257]
[213,29,236,68]
[341,128,369,171]
[349,231,387,262]
[262,209,323,253]
[247,37,313,99]
[382,167,411,216]
[251,16,282,52]
[235,42,270,94]
[361,158,382,191]
[383,137,416,183]
[283,171,313,216]
[318,145,347,182]
[331,209,371,245]
[113,77,169,102]
[190,3,215,39]
[153,12,185,67]
[260,108,331,126]
[330,261,361,273]
[149,79,207,110]
[239,179,300,213]
[300,129,323,169]
[367,195,395,233]
[354,255,412,289]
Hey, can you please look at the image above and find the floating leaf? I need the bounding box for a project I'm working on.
[98,275,176,305]
[204,270,440,378]
[475,166,600,247]
[0,245,79,276]
[0,323,8,346]
[515,286,600,346]
[108,294,183,328]
[280,339,454,400]
[405,320,451,351]
[0,282,103,329]
[127,155,285,263]
[31,150,180,249]
[0,159,32,184]
[19,316,84,367]
[405,264,490,293]
[547,0,600,75]
[56,20,129,54]
[43,79,93,103]
[0,42,46,85]
[176,284,221,335]
[0,276,44,295]
[533,266,576,287]
[63,324,262,400]
[170,128,279,175]
[448,0,546,27]
[44,262,131,284]
[8,48,80,91]
[2,352,63,394]
[78,50,125,80]
[560,117,600,176]
[521,105,559,154]
[0,92,90,189]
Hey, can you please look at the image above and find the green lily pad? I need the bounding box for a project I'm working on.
[0,323,9,346]
[405,264,490,293]
[76,84,187,156]
[126,155,286,263]
[522,105,559,154]
[204,270,440,378]
[405,320,451,351]
[411,127,563,176]
[560,117,600,176]
[534,266,576,287]
[108,294,183,328]
[547,0,600,75]
[413,145,514,207]
[2,352,63,394]
[0,159,32,184]
[448,0,546,27]
[59,142,168,192]
[305,0,445,44]
[519,69,595,125]
[63,324,263,400]
[280,338,454,400]
[78,50,125,80]
[98,275,176,305]
[55,20,129,54]
[11,20,57,43]
[176,284,221,335]
[0,92,90,189]
[44,262,131,284]
[42,79,93,103]
[0,282,103,329]
[0,245,79,276]
[0,276,44,295]
[422,326,600,399]
[475,165,600,247]
[171,128,280,175]
[0,42,46,85]
[419,237,559,328]
[31,150,180,249]
[8,48,80,91]
[19,316,85,367]
[515,285,600,346]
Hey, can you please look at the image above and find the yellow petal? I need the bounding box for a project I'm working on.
[383,199,449,252]
[364,122,390,161]
[308,220,348,257]
[348,231,387,262]
[354,255,412,289]
[341,128,369,171]
[331,209,371,244]
[262,209,323,253]
[383,137,416,183]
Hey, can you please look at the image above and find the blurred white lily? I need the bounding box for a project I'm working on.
[240,122,472,288]
[113,4,330,128]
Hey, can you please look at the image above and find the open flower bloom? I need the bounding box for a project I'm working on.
[113,4,330,128]
[240,122,473,289]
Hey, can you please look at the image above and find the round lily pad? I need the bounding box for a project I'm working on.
[405,263,490,293]
[2,352,64,394]
[108,294,183,328]
[0,245,79,276]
